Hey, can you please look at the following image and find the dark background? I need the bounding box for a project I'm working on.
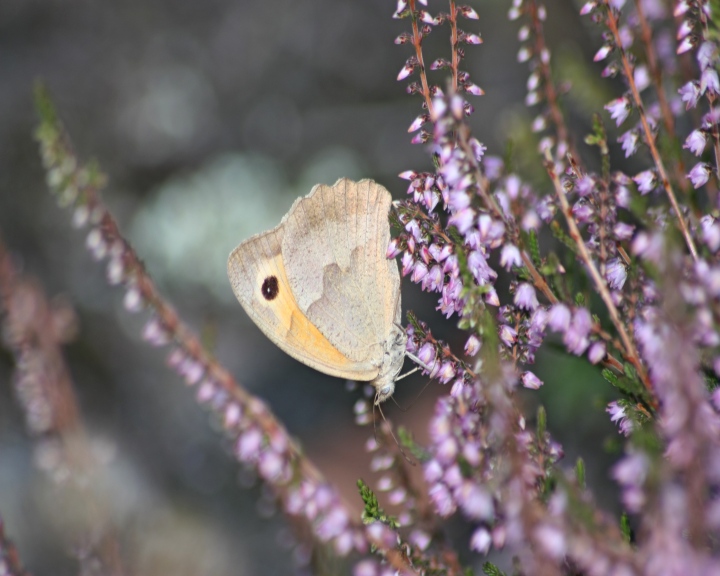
[0,1,623,574]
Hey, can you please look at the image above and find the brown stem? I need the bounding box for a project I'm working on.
[545,151,655,403]
[605,6,698,260]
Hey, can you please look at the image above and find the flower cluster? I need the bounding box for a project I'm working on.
[9,0,720,573]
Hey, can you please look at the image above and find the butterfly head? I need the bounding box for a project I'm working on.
[373,381,396,405]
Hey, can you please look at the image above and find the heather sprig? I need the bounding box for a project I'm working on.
[9,0,720,572]
[31,86,418,573]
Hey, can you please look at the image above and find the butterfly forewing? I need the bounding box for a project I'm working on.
[281,179,399,368]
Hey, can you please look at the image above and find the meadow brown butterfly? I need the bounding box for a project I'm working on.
[227,178,407,403]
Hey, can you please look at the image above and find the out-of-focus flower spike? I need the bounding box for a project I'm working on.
[508,5,522,20]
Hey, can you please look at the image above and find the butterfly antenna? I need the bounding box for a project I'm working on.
[376,402,416,466]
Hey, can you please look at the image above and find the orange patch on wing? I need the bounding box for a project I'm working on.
[256,254,367,373]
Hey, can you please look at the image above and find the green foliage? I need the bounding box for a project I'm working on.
[397,426,430,462]
[482,561,507,576]
[575,457,586,489]
[357,479,399,529]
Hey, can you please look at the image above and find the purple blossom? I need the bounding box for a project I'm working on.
[684,129,707,156]
[465,334,481,356]
[605,257,627,290]
[563,308,592,355]
[470,527,492,554]
[588,341,606,364]
[499,325,518,347]
[500,244,523,271]
[701,216,720,252]
[514,282,539,310]
[688,163,711,189]
[618,129,639,157]
[594,45,612,62]
[679,81,701,109]
[634,65,650,92]
[612,452,648,512]
[457,482,494,520]
[698,42,716,70]
[605,96,631,126]
[467,250,497,285]
[411,261,428,284]
[548,304,571,332]
[448,207,475,234]
[701,69,720,95]
[633,170,657,194]
[429,483,457,516]
[424,264,444,291]
[521,371,543,390]
[572,199,594,222]
[614,222,635,240]
[429,243,452,262]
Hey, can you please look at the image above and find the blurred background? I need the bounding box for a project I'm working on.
[0,0,626,573]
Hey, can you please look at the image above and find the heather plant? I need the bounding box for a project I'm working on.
[2,0,720,574]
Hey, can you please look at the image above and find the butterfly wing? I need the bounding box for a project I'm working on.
[227,219,379,380]
[281,178,401,369]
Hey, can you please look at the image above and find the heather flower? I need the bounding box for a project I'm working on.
[514,282,539,310]
[605,96,631,126]
[684,129,707,156]
[470,527,492,554]
[521,371,543,390]
[499,324,518,347]
[679,81,701,109]
[612,452,648,512]
[614,222,635,240]
[688,163,711,189]
[701,69,720,95]
[465,334,481,356]
[548,304,571,332]
[618,129,639,157]
[563,308,592,355]
[634,65,650,92]
[417,342,437,368]
[588,341,606,364]
[605,258,627,290]
[633,170,657,194]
